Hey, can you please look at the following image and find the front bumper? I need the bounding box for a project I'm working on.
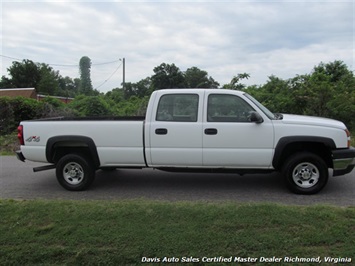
[16,150,26,162]
[332,147,355,176]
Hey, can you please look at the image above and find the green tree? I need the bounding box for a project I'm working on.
[58,76,80,97]
[0,76,13,88]
[311,60,355,129]
[246,75,292,113]
[122,82,134,99]
[244,60,354,131]
[304,72,334,117]
[3,59,41,88]
[151,63,185,90]
[286,74,311,115]
[0,60,81,98]
[223,73,250,90]
[327,88,355,130]
[37,64,60,95]
[184,67,219,88]
[79,56,93,95]
[123,77,152,99]
[106,88,124,103]
[313,60,352,83]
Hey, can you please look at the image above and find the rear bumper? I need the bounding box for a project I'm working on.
[332,148,355,176]
[16,150,26,162]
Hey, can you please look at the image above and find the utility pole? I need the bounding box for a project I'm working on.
[122,58,125,90]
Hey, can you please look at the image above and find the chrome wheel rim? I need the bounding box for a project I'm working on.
[63,162,84,185]
[292,162,320,188]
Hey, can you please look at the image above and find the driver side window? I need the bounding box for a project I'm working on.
[207,94,255,122]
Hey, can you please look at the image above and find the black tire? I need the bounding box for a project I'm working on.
[282,152,328,195]
[56,154,95,191]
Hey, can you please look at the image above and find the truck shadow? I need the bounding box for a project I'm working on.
[90,168,354,205]
[92,169,288,201]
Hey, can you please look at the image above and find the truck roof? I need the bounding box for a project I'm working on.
[157,88,245,96]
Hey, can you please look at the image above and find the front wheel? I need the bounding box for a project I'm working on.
[282,152,328,194]
[56,154,95,191]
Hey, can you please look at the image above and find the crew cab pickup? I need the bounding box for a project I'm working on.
[16,89,355,194]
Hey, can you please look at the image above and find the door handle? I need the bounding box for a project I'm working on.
[204,128,218,135]
[155,128,168,135]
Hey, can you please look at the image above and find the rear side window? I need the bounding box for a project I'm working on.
[156,94,199,122]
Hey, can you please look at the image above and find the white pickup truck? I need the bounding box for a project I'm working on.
[16,89,355,194]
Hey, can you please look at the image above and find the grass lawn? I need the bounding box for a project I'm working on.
[0,133,19,155]
[0,199,354,265]
[1,133,355,265]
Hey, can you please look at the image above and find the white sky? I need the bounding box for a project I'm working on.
[1,0,354,93]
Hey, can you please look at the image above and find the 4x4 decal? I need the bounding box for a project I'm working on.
[26,136,40,143]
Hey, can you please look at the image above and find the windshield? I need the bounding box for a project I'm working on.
[244,93,276,120]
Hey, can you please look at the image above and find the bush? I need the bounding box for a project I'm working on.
[69,95,113,116]
[0,96,77,135]
[0,97,16,135]
[114,96,149,116]
[0,97,43,134]
[10,97,44,122]
[40,97,65,108]
[40,97,78,118]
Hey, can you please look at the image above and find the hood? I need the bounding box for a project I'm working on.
[281,114,346,129]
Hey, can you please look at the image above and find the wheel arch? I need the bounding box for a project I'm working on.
[46,135,100,168]
[273,136,335,171]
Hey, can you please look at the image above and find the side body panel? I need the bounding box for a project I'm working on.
[272,120,349,149]
[21,120,145,167]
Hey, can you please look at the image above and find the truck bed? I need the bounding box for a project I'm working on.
[20,117,146,167]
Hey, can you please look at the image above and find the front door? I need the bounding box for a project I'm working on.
[203,92,274,168]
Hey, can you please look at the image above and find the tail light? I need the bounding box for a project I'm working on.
[345,129,351,148]
[17,125,24,145]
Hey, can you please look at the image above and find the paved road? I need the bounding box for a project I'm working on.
[0,156,354,206]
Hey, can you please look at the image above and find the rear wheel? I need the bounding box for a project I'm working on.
[282,152,328,194]
[56,154,95,191]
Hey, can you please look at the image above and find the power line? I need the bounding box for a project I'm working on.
[1,55,23,61]
[0,54,121,67]
[94,61,123,90]
[1,54,124,91]
[91,60,122,66]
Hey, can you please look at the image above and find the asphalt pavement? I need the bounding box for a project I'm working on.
[0,156,354,206]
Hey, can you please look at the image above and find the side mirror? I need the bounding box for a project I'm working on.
[250,111,264,123]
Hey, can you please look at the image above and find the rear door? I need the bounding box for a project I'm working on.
[147,90,204,167]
